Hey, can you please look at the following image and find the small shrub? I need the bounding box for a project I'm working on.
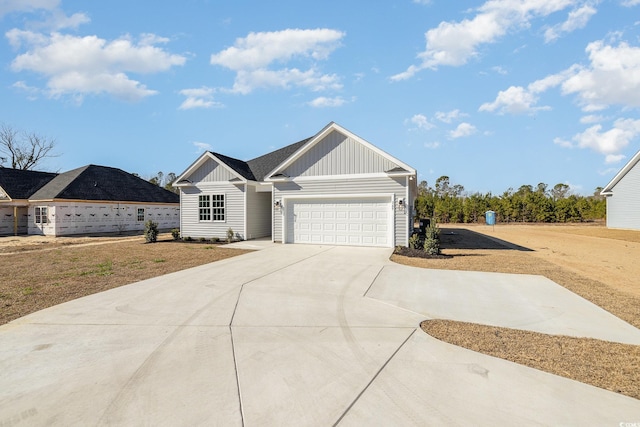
[212,237,220,243]
[226,228,234,243]
[171,228,180,240]
[198,237,207,243]
[423,223,441,255]
[408,233,422,250]
[184,236,193,242]
[144,220,159,243]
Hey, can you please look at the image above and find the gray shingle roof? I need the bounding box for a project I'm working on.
[0,168,58,199]
[207,137,311,182]
[30,164,179,203]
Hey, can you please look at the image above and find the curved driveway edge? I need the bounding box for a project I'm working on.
[1,244,639,425]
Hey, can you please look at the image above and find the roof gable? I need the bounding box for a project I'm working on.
[30,165,179,203]
[0,168,57,200]
[265,122,415,179]
[602,150,640,195]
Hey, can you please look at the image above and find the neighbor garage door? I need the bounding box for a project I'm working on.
[285,197,392,247]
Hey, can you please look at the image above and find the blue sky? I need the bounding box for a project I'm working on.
[1,0,639,195]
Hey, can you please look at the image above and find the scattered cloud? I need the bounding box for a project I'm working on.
[405,114,435,130]
[544,4,597,43]
[7,30,186,102]
[449,122,477,138]
[413,0,432,4]
[561,40,640,111]
[479,85,550,114]
[621,0,640,6]
[605,153,626,163]
[579,114,604,124]
[210,28,345,94]
[491,66,508,75]
[0,0,58,17]
[193,141,212,153]
[392,0,579,80]
[435,109,467,123]
[308,96,350,108]
[424,141,441,149]
[179,87,221,110]
[561,118,640,155]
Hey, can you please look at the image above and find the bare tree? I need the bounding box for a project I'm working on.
[0,124,59,170]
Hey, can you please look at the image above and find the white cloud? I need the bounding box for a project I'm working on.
[210,28,344,94]
[8,31,186,102]
[579,114,604,124]
[405,114,435,130]
[308,96,348,108]
[424,141,441,149]
[229,68,341,95]
[605,153,626,163]
[449,122,477,138]
[0,0,58,17]
[569,118,640,155]
[561,40,640,110]
[193,141,212,153]
[544,4,597,43]
[553,137,574,148]
[179,87,222,110]
[479,85,549,114]
[492,65,508,75]
[435,109,467,123]
[391,0,577,80]
[621,0,640,6]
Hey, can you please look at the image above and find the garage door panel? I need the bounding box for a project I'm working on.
[287,197,391,247]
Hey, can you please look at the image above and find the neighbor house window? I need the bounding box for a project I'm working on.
[137,208,145,222]
[35,207,48,224]
[199,194,225,222]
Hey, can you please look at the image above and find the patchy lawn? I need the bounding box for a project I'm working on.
[0,235,250,325]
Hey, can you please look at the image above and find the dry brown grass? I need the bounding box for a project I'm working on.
[0,235,250,325]
[393,224,640,401]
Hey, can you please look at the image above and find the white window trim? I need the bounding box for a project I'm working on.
[137,208,145,222]
[34,206,49,224]
[198,193,226,223]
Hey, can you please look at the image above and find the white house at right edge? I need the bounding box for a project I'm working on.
[601,150,640,230]
[174,122,418,247]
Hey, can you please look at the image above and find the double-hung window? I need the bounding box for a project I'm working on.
[35,207,48,224]
[199,194,225,222]
[137,208,145,222]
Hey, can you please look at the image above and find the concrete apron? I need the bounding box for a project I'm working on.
[0,244,639,426]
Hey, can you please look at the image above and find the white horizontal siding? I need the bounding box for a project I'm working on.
[274,177,408,246]
[282,130,400,177]
[607,163,640,230]
[180,183,245,239]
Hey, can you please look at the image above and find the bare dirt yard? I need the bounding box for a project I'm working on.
[393,223,640,401]
[0,233,250,325]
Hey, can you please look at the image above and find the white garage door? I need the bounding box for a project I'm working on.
[285,197,392,247]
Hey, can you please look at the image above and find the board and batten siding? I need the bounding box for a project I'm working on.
[180,183,245,239]
[246,185,271,239]
[273,177,409,246]
[606,162,640,230]
[281,130,400,177]
[189,158,236,183]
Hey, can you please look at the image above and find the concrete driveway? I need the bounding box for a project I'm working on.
[1,244,639,426]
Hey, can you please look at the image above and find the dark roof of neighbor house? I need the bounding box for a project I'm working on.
[30,164,179,204]
[208,137,311,182]
[0,168,58,200]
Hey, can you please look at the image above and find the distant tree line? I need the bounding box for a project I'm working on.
[415,176,606,224]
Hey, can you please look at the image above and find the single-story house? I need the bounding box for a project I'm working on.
[0,164,180,236]
[601,149,640,230]
[175,122,417,247]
